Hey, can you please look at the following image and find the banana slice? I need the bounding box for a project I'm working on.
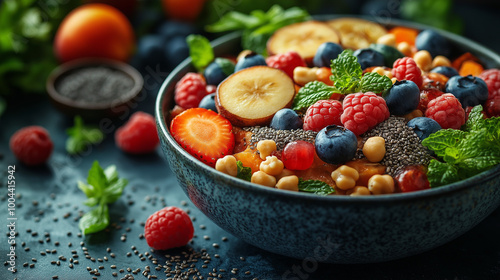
[216,66,295,127]
[267,21,340,64]
[327,18,387,50]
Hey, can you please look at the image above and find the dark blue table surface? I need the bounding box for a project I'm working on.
[2,4,500,279]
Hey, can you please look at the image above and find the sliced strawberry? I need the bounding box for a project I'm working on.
[170,108,235,167]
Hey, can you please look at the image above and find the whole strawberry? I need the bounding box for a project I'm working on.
[303,99,343,132]
[174,73,209,109]
[425,93,465,129]
[115,111,159,154]
[266,51,307,79]
[10,126,53,166]
[341,92,390,136]
[392,57,423,88]
[144,206,194,250]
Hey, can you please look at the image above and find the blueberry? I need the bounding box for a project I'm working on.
[430,66,459,78]
[312,42,343,68]
[164,36,190,70]
[203,58,235,86]
[353,48,385,69]
[445,75,489,108]
[369,43,404,67]
[270,109,303,130]
[415,29,450,58]
[407,117,442,140]
[156,20,198,39]
[234,53,267,72]
[383,80,420,115]
[315,125,357,164]
[136,35,167,68]
[198,93,217,112]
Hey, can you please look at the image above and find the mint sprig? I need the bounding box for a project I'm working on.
[66,116,104,155]
[292,50,393,110]
[298,178,335,196]
[186,34,214,72]
[236,161,252,182]
[78,161,128,235]
[422,105,500,187]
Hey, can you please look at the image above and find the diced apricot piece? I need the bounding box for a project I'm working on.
[389,26,418,46]
[452,52,480,70]
[459,60,484,77]
[233,150,263,173]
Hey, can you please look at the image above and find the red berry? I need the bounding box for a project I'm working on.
[282,141,315,170]
[174,73,209,109]
[417,88,444,113]
[485,96,500,117]
[170,108,235,167]
[425,93,465,129]
[115,111,159,154]
[144,206,194,250]
[9,126,53,166]
[392,57,423,88]
[303,99,343,132]
[395,165,430,192]
[340,92,390,136]
[206,84,217,94]
[479,68,500,100]
[266,51,306,79]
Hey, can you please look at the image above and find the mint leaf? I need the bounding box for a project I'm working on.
[78,181,96,199]
[426,159,460,187]
[292,81,339,111]
[236,161,252,182]
[103,178,128,204]
[104,165,118,184]
[422,129,466,157]
[66,116,103,155]
[87,161,107,193]
[214,57,235,76]
[186,34,214,72]
[79,203,109,235]
[465,105,484,132]
[360,72,393,94]
[331,50,362,94]
[298,179,335,196]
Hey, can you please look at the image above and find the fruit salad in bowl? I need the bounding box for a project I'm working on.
[156,16,500,263]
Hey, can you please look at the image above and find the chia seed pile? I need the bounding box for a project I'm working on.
[357,116,431,176]
[243,126,317,151]
[55,66,134,104]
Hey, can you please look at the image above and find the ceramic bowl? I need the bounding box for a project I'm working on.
[47,58,143,121]
[155,17,500,263]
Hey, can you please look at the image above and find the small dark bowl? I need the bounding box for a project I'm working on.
[156,17,500,263]
[47,58,143,121]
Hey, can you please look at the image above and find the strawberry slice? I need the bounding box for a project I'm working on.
[170,108,235,167]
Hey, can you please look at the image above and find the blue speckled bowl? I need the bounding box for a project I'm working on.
[155,17,500,263]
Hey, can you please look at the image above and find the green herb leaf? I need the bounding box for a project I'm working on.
[298,179,335,196]
[79,203,109,235]
[426,159,460,187]
[331,50,362,94]
[422,129,466,157]
[214,57,235,76]
[465,104,484,132]
[360,72,393,94]
[87,161,107,193]
[66,116,104,155]
[236,161,252,182]
[103,178,128,204]
[77,181,96,199]
[104,165,118,184]
[186,34,214,72]
[292,81,339,111]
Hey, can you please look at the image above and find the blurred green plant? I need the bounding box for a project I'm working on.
[401,0,463,34]
[0,0,79,116]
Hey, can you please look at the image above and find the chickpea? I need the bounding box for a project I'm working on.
[376,34,396,46]
[397,42,413,57]
[331,165,359,190]
[257,140,277,160]
[348,186,371,196]
[362,137,386,163]
[251,171,276,187]
[413,50,433,72]
[215,155,238,177]
[372,67,393,79]
[237,50,253,62]
[431,55,451,68]
[260,156,284,176]
[368,174,395,195]
[293,67,318,86]
[276,175,299,192]
[275,168,295,181]
[391,77,398,84]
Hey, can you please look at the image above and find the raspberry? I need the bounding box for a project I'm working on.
[9,126,53,166]
[303,99,343,132]
[479,68,500,100]
[417,88,444,113]
[174,73,208,109]
[144,206,194,250]
[425,93,465,129]
[485,96,500,117]
[340,92,390,136]
[115,111,159,154]
[266,51,306,79]
[392,57,423,88]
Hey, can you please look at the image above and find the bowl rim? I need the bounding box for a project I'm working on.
[46,57,144,110]
[156,15,500,204]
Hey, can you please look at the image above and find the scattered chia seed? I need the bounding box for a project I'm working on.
[243,126,317,151]
[356,116,431,176]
